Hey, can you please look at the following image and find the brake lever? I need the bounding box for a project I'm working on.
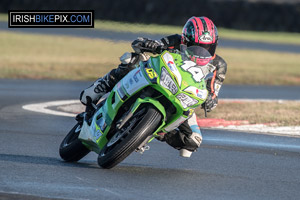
[202,102,207,118]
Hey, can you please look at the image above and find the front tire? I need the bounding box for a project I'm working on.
[59,123,91,162]
[98,105,162,169]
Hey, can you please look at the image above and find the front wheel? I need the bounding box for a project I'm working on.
[59,123,90,162]
[98,105,162,169]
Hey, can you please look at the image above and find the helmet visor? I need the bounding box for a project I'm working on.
[186,41,216,56]
[181,45,212,66]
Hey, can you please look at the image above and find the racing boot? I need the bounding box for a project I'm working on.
[80,52,140,105]
[163,113,203,157]
[79,72,113,105]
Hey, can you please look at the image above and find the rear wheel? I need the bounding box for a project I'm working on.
[98,105,162,169]
[59,123,90,162]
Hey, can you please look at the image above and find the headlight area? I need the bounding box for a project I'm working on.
[159,67,178,95]
[176,93,199,109]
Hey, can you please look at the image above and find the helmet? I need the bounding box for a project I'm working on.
[181,16,218,56]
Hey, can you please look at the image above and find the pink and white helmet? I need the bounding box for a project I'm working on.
[182,16,218,56]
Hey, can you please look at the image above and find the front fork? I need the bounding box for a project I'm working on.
[128,97,167,153]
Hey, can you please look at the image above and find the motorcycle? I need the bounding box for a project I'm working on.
[59,44,213,169]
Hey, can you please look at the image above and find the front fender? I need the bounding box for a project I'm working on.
[130,97,166,133]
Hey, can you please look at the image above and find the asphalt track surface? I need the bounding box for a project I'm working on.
[1,79,300,200]
[1,21,300,54]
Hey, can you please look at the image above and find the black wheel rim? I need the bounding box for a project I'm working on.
[100,108,146,157]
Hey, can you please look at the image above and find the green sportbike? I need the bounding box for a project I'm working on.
[59,45,213,169]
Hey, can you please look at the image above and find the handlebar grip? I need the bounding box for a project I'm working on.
[142,45,165,54]
[132,44,165,54]
[156,46,164,54]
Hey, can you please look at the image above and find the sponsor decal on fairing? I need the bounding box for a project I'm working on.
[162,52,182,86]
[122,68,149,95]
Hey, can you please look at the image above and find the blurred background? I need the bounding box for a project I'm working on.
[1,0,300,32]
[0,0,300,124]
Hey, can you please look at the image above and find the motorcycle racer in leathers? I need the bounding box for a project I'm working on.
[80,16,227,157]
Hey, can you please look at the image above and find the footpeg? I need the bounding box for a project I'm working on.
[136,145,150,154]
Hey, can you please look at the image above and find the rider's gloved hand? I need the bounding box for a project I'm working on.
[131,37,164,54]
[204,93,218,112]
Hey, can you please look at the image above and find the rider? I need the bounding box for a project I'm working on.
[80,16,227,157]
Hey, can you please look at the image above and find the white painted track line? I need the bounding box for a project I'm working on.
[22,99,300,136]
[22,100,78,117]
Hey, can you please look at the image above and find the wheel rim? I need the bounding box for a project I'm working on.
[101,108,146,156]
[107,117,137,147]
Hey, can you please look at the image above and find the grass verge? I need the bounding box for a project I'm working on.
[0,13,7,21]
[1,13,300,45]
[196,101,300,126]
[0,31,131,80]
[0,31,299,126]
[1,31,299,85]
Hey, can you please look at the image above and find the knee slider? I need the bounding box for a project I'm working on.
[190,132,202,147]
[185,132,202,151]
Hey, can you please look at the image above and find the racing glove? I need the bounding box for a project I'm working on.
[204,93,218,112]
[131,37,164,54]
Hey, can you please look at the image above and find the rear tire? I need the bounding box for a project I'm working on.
[59,123,90,162]
[98,105,162,169]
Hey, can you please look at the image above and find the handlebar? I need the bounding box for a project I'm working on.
[134,45,165,54]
